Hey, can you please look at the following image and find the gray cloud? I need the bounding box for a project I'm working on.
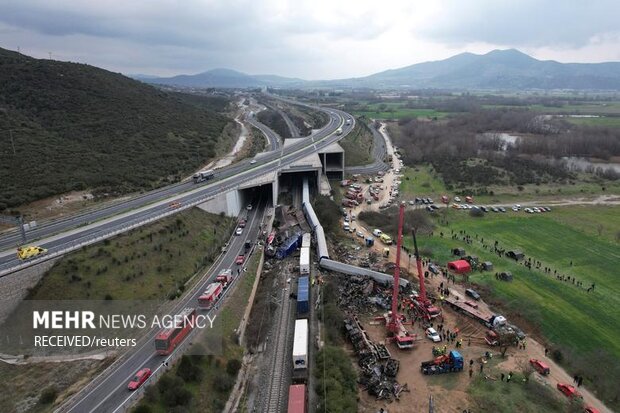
[0,0,618,78]
[419,0,620,48]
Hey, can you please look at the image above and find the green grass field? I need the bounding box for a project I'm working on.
[28,209,234,301]
[403,207,620,361]
[398,164,448,197]
[564,116,620,127]
[339,120,374,166]
[351,102,449,120]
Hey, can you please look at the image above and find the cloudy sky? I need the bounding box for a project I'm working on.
[1,0,619,79]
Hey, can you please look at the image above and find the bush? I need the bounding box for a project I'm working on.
[176,355,203,383]
[226,358,242,376]
[213,374,235,392]
[133,404,152,413]
[39,386,58,404]
[314,346,357,412]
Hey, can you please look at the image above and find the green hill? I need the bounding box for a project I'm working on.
[0,47,232,210]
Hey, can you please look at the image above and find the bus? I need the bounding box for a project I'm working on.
[154,307,196,355]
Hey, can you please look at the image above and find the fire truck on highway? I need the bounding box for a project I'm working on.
[198,282,224,309]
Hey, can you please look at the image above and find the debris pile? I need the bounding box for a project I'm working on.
[337,275,392,314]
[344,316,409,401]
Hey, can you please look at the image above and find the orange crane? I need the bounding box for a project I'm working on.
[411,228,441,322]
[385,202,415,349]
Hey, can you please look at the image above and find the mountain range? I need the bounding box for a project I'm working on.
[137,49,620,90]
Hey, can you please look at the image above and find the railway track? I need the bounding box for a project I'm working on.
[263,264,295,413]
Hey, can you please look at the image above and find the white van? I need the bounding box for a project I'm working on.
[372,229,382,237]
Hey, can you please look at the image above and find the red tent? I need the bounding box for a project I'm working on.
[448,259,471,274]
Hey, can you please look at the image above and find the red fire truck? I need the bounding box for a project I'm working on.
[198,282,224,309]
[215,269,234,288]
[154,307,196,355]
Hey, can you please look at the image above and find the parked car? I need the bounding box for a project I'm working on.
[585,406,601,413]
[498,207,506,212]
[529,359,550,375]
[454,196,461,202]
[425,327,441,342]
[557,383,582,399]
[356,231,364,238]
[128,368,151,390]
[235,255,245,265]
[491,207,499,212]
[481,206,489,212]
[465,288,481,300]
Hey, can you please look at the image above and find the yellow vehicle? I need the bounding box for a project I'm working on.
[380,233,393,245]
[17,245,48,260]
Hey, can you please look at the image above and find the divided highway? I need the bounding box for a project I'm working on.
[0,104,352,276]
[63,197,268,413]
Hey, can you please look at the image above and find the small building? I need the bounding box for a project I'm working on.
[447,259,471,274]
[481,261,494,271]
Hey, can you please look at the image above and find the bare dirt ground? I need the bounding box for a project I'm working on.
[0,190,102,227]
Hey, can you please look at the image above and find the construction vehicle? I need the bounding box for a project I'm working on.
[410,230,441,321]
[378,203,416,349]
[17,245,48,260]
[421,350,464,375]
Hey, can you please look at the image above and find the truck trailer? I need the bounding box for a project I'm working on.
[192,169,214,183]
[300,247,310,275]
[297,276,310,315]
[293,319,308,370]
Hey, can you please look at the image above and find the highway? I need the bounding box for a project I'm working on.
[10,98,354,412]
[63,196,269,413]
[0,103,353,276]
[346,122,389,175]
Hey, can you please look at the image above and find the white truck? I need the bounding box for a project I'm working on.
[300,246,310,275]
[293,319,308,370]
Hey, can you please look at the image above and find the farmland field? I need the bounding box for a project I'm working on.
[351,102,449,120]
[404,207,620,360]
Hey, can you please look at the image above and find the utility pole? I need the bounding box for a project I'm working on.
[48,51,52,59]
[0,215,26,245]
[9,129,16,155]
